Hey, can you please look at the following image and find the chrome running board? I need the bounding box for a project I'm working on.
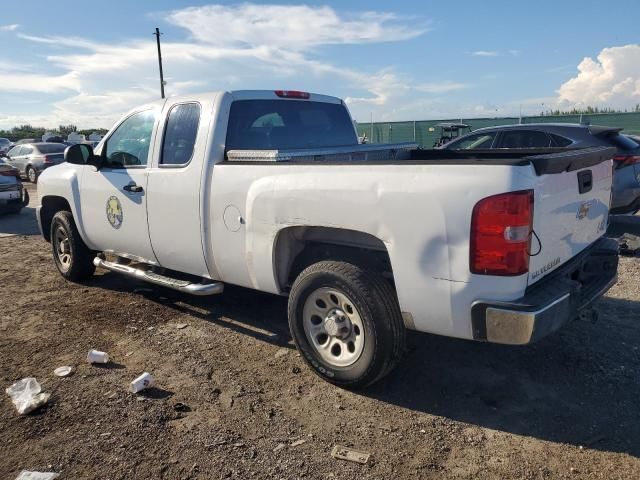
[93,257,224,296]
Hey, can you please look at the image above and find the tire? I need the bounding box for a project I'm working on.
[50,211,95,281]
[26,166,37,183]
[288,261,405,389]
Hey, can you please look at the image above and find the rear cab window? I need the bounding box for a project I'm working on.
[225,100,357,150]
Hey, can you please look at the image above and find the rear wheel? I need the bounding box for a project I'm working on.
[288,261,405,389]
[26,166,37,183]
[50,211,95,281]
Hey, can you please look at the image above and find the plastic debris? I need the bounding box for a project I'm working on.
[6,378,51,415]
[175,323,188,329]
[53,366,74,377]
[130,372,154,393]
[273,443,286,453]
[331,445,371,464]
[291,439,308,447]
[86,349,109,364]
[15,471,60,480]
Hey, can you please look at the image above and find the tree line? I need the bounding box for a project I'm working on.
[540,105,640,116]
[0,124,109,142]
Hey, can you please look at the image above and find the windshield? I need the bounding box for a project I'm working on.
[226,100,357,150]
[36,143,67,154]
[0,138,10,146]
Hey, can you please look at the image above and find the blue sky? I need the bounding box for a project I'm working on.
[1,0,640,129]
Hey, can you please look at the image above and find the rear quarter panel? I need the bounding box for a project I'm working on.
[210,162,536,340]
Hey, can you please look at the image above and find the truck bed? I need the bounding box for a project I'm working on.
[225,144,616,176]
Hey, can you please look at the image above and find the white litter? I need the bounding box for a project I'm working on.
[86,349,109,364]
[53,366,74,377]
[15,471,59,480]
[129,372,154,393]
[5,378,51,415]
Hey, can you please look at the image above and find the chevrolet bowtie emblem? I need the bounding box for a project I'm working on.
[576,201,592,220]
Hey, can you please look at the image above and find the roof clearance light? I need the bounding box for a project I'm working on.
[274,90,310,99]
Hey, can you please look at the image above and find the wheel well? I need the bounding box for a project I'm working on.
[273,226,394,292]
[40,196,72,242]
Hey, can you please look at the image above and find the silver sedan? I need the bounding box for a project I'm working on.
[5,142,67,183]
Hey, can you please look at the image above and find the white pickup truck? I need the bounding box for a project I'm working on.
[36,90,619,388]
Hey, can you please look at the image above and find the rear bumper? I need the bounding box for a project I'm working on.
[471,237,618,345]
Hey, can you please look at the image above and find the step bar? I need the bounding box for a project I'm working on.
[93,257,224,296]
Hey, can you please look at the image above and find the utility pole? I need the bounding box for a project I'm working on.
[154,27,165,99]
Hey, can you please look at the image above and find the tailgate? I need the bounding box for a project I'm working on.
[527,147,615,285]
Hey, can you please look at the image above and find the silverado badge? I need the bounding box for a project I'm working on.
[106,196,123,229]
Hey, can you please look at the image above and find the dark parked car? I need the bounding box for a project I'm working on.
[5,142,67,183]
[441,123,640,214]
[0,137,12,156]
[0,158,27,214]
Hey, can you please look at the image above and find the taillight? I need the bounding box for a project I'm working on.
[470,190,534,276]
[613,155,640,168]
[42,155,54,164]
[274,90,310,99]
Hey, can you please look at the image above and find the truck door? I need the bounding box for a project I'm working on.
[79,108,159,262]
[146,101,211,277]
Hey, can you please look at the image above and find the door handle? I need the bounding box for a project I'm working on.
[123,183,143,193]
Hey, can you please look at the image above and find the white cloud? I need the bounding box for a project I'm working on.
[0,24,19,32]
[557,44,640,108]
[0,4,437,129]
[470,49,520,57]
[166,4,426,50]
[471,50,500,57]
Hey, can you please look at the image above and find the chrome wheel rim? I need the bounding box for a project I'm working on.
[28,168,36,182]
[54,226,71,272]
[302,287,365,367]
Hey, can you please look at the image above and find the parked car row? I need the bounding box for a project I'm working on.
[439,123,640,214]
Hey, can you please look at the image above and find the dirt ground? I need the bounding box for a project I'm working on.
[1,194,640,479]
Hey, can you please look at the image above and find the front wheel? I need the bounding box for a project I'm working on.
[50,211,95,281]
[288,261,405,389]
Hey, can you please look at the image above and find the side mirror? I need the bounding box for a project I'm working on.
[64,143,103,170]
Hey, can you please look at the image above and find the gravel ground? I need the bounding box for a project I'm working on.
[1,198,640,479]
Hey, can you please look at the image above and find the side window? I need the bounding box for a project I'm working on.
[22,146,33,155]
[104,110,156,168]
[500,130,551,148]
[7,146,22,156]
[160,103,201,166]
[549,133,573,147]
[449,132,496,149]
